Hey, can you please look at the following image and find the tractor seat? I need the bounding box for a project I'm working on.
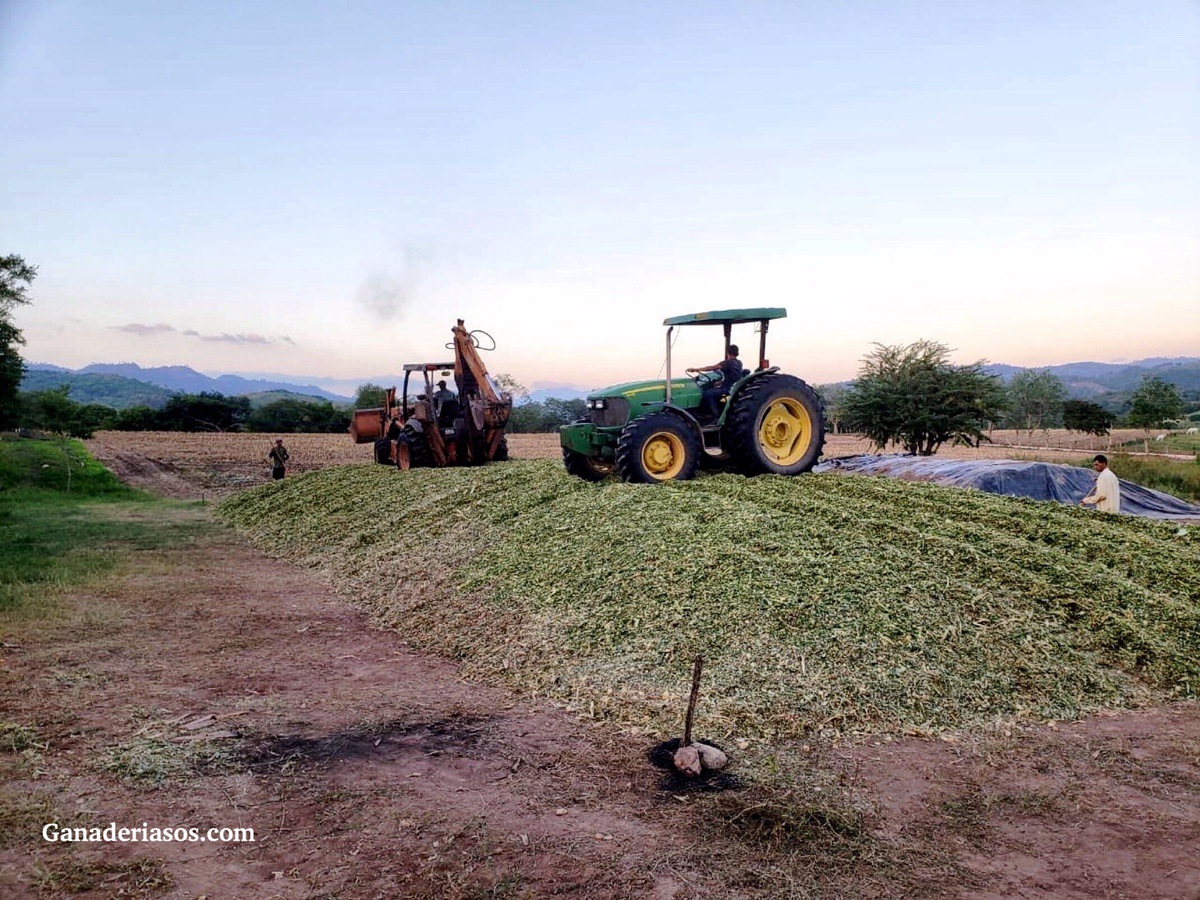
[438,398,461,427]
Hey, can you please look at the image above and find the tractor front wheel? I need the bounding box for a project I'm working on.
[615,412,701,484]
[725,374,825,476]
[563,447,613,482]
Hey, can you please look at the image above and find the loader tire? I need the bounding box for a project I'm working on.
[615,412,701,484]
[402,426,434,469]
[394,438,412,471]
[724,374,825,476]
[373,439,394,465]
[563,447,612,482]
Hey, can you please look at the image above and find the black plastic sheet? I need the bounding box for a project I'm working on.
[813,455,1200,520]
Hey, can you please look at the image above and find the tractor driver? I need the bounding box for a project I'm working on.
[433,379,458,424]
[433,379,456,408]
[688,344,743,422]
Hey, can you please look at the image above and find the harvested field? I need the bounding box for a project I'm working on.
[86,429,1152,502]
[85,431,564,498]
[218,461,1200,761]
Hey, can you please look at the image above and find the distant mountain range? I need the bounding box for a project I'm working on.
[981,357,1200,399]
[21,356,1200,411]
[23,362,350,408]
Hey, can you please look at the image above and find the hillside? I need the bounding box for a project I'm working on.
[984,357,1200,399]
[19,370,175,409]
[44,362,350,402]
[244,390,348,409]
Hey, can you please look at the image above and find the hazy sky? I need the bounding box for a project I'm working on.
[2,1,1197,391]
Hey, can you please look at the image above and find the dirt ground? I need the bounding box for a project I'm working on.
[4,437,1199,898]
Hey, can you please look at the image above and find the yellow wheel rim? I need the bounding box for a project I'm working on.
[757,398,813,466]
[642,431,686,480]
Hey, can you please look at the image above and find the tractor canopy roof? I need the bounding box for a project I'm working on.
[402,362,456,372]
[663,307,787,326]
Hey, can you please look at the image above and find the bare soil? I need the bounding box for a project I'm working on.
[5,439,1199,898]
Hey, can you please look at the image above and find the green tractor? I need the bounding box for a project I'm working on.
[560,308,826,483]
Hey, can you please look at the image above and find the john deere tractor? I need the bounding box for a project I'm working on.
[559,308,825,483]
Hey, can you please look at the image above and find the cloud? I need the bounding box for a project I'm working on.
[194,331,296,346]
[355,272,409,322]
[198,332,273,345]
[114,323,176,336]
[113,323,294,346]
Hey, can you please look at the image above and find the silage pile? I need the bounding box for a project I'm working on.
[218,461,1199,742]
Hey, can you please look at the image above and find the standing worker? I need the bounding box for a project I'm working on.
[1081,454,1120,513]
[268,438,290,481]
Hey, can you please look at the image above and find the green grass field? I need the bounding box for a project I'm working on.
[1101,453,1200,503]
[1115,432,1200,456]
[219,461,1200,746]
[0,436,209,618]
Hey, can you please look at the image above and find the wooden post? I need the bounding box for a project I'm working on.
[683,655,703,747]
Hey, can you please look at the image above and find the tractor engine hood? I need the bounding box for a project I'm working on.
[582,377,704,427]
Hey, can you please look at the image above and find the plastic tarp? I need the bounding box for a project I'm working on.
[813,455,1200,521]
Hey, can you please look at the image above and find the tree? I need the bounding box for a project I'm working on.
[843,340,1007,456]
[1006,370,1067,435]
[492,372,529,401]
[1127,376,1184,429]
[354,383,388,409]
[1063,399,1116,437]
[21,387,93,491]
[246,399,351,433]
[816,383,850,433]
[506,397,587,433]
[158,392,250,431]
[0,254,36,428]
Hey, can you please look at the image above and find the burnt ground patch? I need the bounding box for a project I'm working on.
[647,737,744,793]
[240,713,496,774]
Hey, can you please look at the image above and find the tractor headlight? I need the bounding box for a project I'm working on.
[588,399,608,410]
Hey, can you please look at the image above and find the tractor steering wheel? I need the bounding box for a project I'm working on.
[685,368,719,387]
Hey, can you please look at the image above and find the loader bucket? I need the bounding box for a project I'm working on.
[350,408,386,444]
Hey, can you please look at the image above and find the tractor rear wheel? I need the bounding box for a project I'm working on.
[615,412,701,484]
[563,447,613,482]
[725,374,825,476]
[492,436,509,462]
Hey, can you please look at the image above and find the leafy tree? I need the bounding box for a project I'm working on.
[493,372,529,401]
[1127,376,1184,429]
[112,405,163,431]
[1062,399,1116,437]
[20,387,95,491]
[1006,369,1067,434]
[843,340,1007,456]
[354,383,388,409]
[816,383,850,433]
[159,392,250,431]
[0,254,36,428]
[247,399,350,433]
[506,397,587,433]
[21,387,100,438]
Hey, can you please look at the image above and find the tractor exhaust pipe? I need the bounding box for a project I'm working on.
[665,326,674,404]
